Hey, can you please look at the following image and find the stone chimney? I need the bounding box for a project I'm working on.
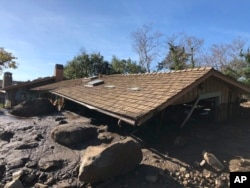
[2,72,12,88]
[54,64,64,82]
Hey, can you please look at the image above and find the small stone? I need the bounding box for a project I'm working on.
[180,167,186,172]
[200,159,206,166]
[203,169,211,178]
[215,179,227,188]
[185,173,190,178]
[183,180,188,186]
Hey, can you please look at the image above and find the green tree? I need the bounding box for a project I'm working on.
[64,51,112,79]
[0,47,17,73]
[239,48,250,84]
[126,58,146,73]
[64,51,91,79]
[158,43,190,71]
[111,56,146,74]
[90,52,111,75]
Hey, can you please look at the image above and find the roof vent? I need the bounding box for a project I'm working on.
[127,87,140,91]
[85,79,104,87]
[105,85,115,89]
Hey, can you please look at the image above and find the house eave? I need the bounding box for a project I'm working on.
[50,91,137,126]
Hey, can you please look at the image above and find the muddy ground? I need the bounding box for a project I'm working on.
[0,103,250,188]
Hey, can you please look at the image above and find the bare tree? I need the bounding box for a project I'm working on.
[203,38,245,72]
[131,24,162,72]
[180,35,204,68]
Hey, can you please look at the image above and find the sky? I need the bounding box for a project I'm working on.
[1,0,250,81]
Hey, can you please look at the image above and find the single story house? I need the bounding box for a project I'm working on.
[33,67,250,126]
[1,64,64,107]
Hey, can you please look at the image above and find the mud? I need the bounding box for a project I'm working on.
[0,105,250,187]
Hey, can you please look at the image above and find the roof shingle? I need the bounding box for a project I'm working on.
[34,67,250,125]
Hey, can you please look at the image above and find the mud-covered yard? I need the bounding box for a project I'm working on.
[0,103,250,188]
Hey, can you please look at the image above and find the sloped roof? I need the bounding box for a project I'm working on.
[35,67,250,125]
[3,77,55,90]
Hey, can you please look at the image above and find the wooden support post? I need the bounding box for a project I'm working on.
[180,96,201,128]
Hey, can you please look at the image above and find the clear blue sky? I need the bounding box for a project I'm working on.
[1,0,250,81]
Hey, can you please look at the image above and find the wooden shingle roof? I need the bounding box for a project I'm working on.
[42,67,250,125]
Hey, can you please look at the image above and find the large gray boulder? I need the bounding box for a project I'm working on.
[78,137,142,183]
[51,123,98,147]
[9,98,56,117]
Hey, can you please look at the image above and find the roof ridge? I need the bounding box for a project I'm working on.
[118,66,213,76]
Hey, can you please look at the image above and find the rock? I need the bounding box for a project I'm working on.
[0,131,14,142]
[182,180,188,186]
[51,123,98,147]
[215,179,227,188]
[185,173,190,178]
[180,167,186,172]
[9,98,56,117]
[4,179,24,188]
[0,183,4,188]
[12,170,24,180]
[38,159,63,171]
[202,169,212,178]
[22,173,37,185]
[78,137,142,183]
[97,132,114,143]
[34,183,48,188]
[7,158,29,170]
[203,152,225,171]
[200,159,206,166]
[14,142,39,150]
[229,158,250,172]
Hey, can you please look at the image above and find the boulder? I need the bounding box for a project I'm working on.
[51,123,98,147]
[203,152,225,172]
[229,158,250,172]
[78,137,142,183]
[9,98,56,117]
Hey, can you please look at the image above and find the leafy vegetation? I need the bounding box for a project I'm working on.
[0,48,17,74]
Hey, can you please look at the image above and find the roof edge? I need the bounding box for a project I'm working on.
[51,91,136,126]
